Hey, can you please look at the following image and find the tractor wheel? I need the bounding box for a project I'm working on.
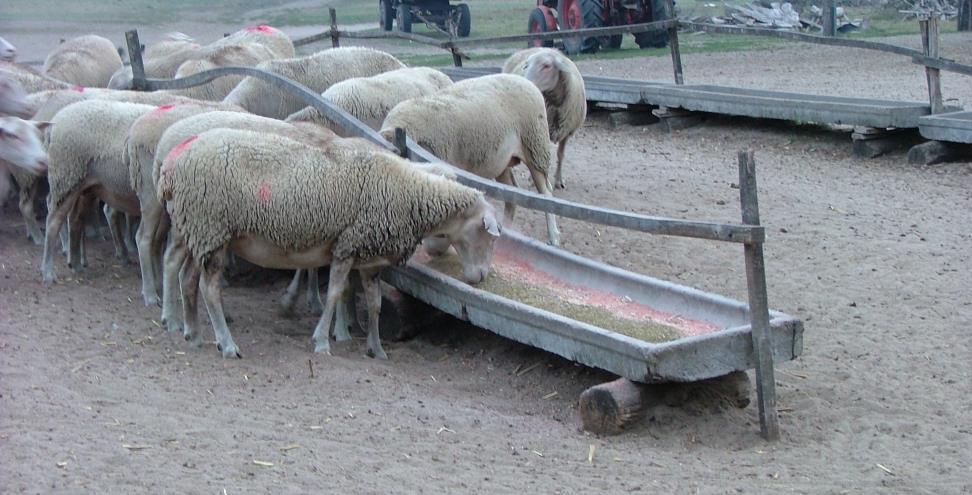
[456,3,471,37]
[527,8,555,48]
[379,0,394,31]
[396,4,412,33]
[558,0,604,55]
[635,0,671,48]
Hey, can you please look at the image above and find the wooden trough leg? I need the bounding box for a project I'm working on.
[738,151,779,441]
[579,378,648,435]
[652,106,702,132]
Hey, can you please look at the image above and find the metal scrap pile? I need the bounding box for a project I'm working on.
[692,2,864,32]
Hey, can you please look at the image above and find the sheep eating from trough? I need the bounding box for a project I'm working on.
[43,35,123,88]
[159,128,502,358]
[151,110,341,334]
[503,47,587,189]
[380,73,560,246]
[286,67,454,136]
[223,47,406,119]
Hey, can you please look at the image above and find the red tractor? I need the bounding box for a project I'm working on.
[528,0,671,54]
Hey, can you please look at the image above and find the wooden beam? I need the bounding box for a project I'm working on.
[124,30,145,91]
[666,0,684,85]
[921,17,944,114]
[329,7,339,48]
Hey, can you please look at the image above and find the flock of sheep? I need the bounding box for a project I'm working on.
[0,27,587,359]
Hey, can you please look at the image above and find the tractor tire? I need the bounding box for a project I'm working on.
[397,4,412,33]
[379,0,394,31]
[456,3,471,37]
[527,8,555,48]
[558,0,603,55]
[635,0,671,48]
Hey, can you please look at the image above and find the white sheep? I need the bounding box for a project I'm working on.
[1,61,70,94]
[503,47,587,189]
[9,87,198,245]
[211,25,295,59]
[40,100,156,283]
[285,67,454,136]
[0,117,49,204]
[168,43,279,101]
[158,128,501,358]
[143,32,196,59]
[108,26,293,90]
[150,110,343,333]
[0,74,29,117]
[0,37,17,62]
[223,47,406,119]
[380,73,560,245]
[43,35,123,88]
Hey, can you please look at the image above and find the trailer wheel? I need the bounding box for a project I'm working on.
[379,0,394,31]
[456,3,471,37]
[397,4,412,33]
[527,8,555,48]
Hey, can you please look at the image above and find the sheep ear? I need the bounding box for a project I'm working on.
[484,213,501,237]
[31,121,53,131]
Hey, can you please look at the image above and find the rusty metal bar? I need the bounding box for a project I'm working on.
[737,150,779,441]
[134,65,763,244]
[124,30,145,91]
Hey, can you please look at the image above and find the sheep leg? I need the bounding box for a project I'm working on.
[200,248,240,359]
[554,138,568,190]
[17,183,42,245]
[104,204,128,262]
[279,269,305,317]
[151,212,170,295]
[333,285,352,343]
[67,197,87,273]
[136,200,164,306]
[306,267,324,315]
[161,232,188,333]
[124,214,138,258]
[310,258,353,355]
[528,167,561,246]
[497,168,518,223]
[179,254,203,348]
[359,268,388,360]
[41,191,82,284]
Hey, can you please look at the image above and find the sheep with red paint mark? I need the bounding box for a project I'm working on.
[285,66,454,136]
[223,46,406,119]
[9,88,199,245]
[43,35,123,88]
[158,128,501,358]
[40,100,158,283]
[503,47,587,190]
[380,73,560,246]
[151,110,343,334]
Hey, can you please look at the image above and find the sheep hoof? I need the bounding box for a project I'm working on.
[163,317,182,333]
[142,294,161,307]
[313,340,331,355]
[366,348,388,360]
[184,331,203,348]
[555,181,566,190]
[217,343,241,359]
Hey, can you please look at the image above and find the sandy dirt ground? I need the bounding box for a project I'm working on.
[1,15,971,495]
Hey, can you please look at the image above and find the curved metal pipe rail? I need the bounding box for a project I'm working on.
[134,65,762,244]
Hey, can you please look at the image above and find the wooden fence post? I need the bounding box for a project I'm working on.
[329,8,340,48]
[738,151,780,442]
[920,14,944,114]
[125,30,146,91]
[665,0,683,85]
[959,0,971,31]
[822,0,837,36]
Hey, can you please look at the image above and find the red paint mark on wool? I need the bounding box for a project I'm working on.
[154,104,178,113]
[71,86,85,93]
[244,25,275,34]
[256,182,271,204]
[161,135,198,176]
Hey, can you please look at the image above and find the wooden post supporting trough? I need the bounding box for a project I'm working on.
[665,0,684,85]
[124,30,145,91]
[329,8,340,48]
[738,151,779,441]
[920,15,944,115]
